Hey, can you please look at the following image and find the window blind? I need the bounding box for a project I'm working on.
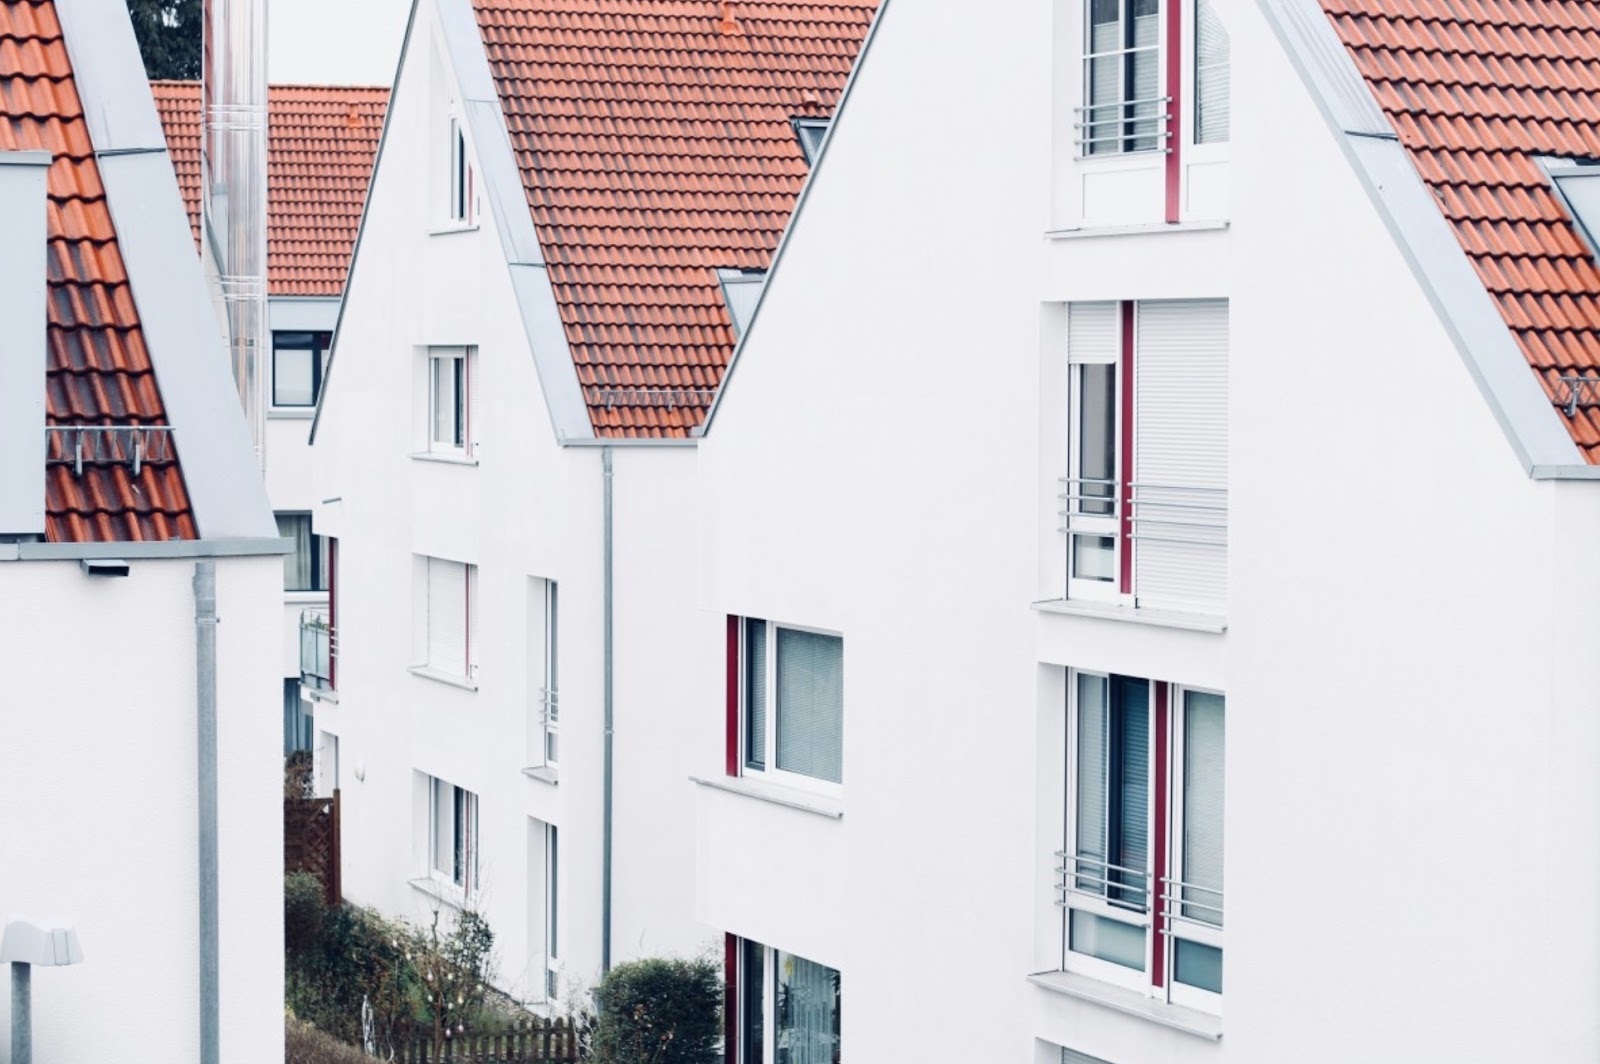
[277,513,312,592]
[1195,0,1231,145]
[745,618,767,769]
[775,629,843,783]
[427,558,468,675]
[1112,676,1149,906]
[1183,691,1225,925]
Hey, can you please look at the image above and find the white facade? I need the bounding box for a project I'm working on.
[310,0,720,1004]
[0,555,284,1064]
[697,1,1600,1063]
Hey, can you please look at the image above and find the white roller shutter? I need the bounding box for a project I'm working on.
[466,347,481,457]
[427,558,468,675]
[1134,300,1228,616]
[1067,302,1119,364]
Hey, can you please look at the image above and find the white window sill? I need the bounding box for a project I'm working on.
[1032,598,1227,634]
[522,765,559,786]
[409,450,479,467]
[1027,970,1222,1041]
[429,222,480,236]
[268,407,316,421]
[690,774,843,819]
[284,590,330,605]
[408,876,470,909]
[1044,219,1230,241]
[303,686,339,705]
[408,666,479,691]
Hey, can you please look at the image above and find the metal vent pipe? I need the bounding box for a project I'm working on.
[202,0,269,470]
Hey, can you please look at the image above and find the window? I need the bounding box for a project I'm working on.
[1082,0,1162,156]
[418,556,478,681]
[428,776,478,894]
[272,331,331,407]
[1060,671,1224,1011]
[1193,0,1230,144]
[737,618,844,786]
[319,731,340,797]
[733,939,840,1064]
[448,116,474,224]
[276,512,330,592]
[527,578,559,770]
[791,117,830,165]
[718,268,767,338]
[545,824,560,999]
[428,348,470,453]
[1060,300,1228,615]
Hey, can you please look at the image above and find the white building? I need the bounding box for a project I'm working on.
[151,80,388,756]
[696,0,1600,1062]
[309,0,877,1005]
[0,1,284,1061]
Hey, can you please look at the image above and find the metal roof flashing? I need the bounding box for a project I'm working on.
[1258,0,1586,479]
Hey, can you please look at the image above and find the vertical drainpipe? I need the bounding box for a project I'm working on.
[602,447,615,973]
[193,561,220,1064]
[202,0,270,469]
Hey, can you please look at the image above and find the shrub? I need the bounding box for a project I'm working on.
[285,1016,371,1064]
[284,750,314,798]
[592,956,722,1064]
[284,872,326,958]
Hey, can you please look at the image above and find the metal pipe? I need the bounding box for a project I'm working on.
[194,561,220,1064]
[601,447,615,973]
[10,962,30,1064]
[202,0,269,470]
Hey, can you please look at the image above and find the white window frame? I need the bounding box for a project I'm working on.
[448,115,474,225]
[540,581,559,768]
[739,618,844,795]
[428,348,468,454]
[544,823,560,1000]
[1080,0,1167,159]
[270,331,330,409]
[1061,671,1225,1013]
[1065,313,1123,605]
[427,776,478,896]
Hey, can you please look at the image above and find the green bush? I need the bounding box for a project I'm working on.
[592,956,722,1064]
[284,872,325,958]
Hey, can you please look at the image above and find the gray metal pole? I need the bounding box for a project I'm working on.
[601,447,614,973]
[10,962,30,1064]
[194,561,220,1064]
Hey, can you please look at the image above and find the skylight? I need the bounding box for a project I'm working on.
[792,117,830,166]
[717,269,767,338]
[1547,160,1600,262]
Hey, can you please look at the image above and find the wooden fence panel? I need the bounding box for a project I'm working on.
[284,789,341,906]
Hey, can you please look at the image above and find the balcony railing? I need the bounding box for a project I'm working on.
[300,608,336,693]
[1158,874,1224,933]
[1073,96,1173,158]
[1054,852,1152,911]
[1059,476,1228,613]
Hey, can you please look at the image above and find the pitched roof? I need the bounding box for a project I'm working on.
[150,81,388,298]
[471,0,878,438]
[1322,0,1600,462]
[0,0,196,542]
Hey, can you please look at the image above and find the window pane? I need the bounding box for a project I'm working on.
[776,952,839,1064]
[1195,0,1231,144]
[274,344,315,406]
[1183,691,1225,926]
[1175,939,1223,993]
[745,618,768,770]
[1126,48,1161,151]
[1069,910,1145,971]
[277,513,313,591]
[775,629,843,783]
[1111,676,1149,909]
[1077,364,1115,516]
[453,357,467,448]
[741,940,765,1064]
[1072,535,1116,582]
[431,778,451,875]
[1074,673,1109,893]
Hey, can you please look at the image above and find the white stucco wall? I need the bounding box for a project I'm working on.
[312,0,717,1007]
[0,554,283,1064]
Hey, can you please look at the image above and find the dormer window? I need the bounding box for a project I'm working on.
[449,116,474,224]
[1081,0,1163,157]
[717,268,767,338]
[792,117,830,165]
[1547,161,1600,261]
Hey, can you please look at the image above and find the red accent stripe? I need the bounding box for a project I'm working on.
[726,615,740,776]
[1152,682,1170,987]
[1119,301,1135,595]
[328,538,338,690]
[1164,0,1183,223]
[724,933,739,1064]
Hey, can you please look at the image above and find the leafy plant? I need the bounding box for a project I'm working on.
[124,0,201,80]
[592,957,722,1064]
[284,872,326,958]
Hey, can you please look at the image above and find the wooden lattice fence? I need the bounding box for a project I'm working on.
[398,1019,582,1062]
[285,790,341,906]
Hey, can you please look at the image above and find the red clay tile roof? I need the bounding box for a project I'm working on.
[150,80,387,297]
[0,0,196,542]
[1322,0,1600,461]
[472,0,878,437]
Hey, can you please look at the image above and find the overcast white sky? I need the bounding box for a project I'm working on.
[267,0,412,86]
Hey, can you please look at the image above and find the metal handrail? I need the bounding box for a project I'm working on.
[1074,96,1172,157]
[45,425,176,477]
[299,608,336,692]
[1054,852,1152,910]
[1157,874,1224,932]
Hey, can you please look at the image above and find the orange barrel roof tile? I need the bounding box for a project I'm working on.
[0,0,196,542]
[150,80,388,298]
[471,0,879,438]
[1321,0,1600,461]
